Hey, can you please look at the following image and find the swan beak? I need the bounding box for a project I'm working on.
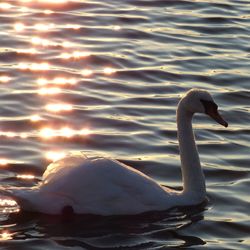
[209,110,228,127]
[201,100,228,127]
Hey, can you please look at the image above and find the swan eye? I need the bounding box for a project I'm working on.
[200,99,218,114]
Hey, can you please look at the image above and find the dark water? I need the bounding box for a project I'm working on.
[0,0,249,249]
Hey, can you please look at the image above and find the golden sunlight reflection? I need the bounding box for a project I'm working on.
[29,0,69,3]
[104,67,116,75]
[31,37,50,46]
[45,103,73,112]
[20,6,29,12]
[60,53,71,59]
[0,197,19,214]
[0,131,29,139]
[46,151,66,161]
[18,62,50,71]
[17,63,28,70]
[79,128,90,136]
[5,132,17,138]
[62,41,72,48]
[73,51,90,58]
[16,174,35,180]
[60,51,90,59]
[37,77,77,86]
[113,25,121,31]
[82,69,93,77]
[37,78,47,86]
[40,128,54,139]
[38,87,61,95]
[52,77,77,85]
[39,127,91,139]
[14,23,26,32]
[66,24,81,30]
[30,114,42,122]
[0,76,11,83]
[44,9,54,15]
[0,159,8,165]
[31,63,50,71]
[20,133,28,139]
[60,127,74,138]
[0,199,16,206]
[17,48,37,54]
[34,23,55,31]
[31,37,58,47]
[0,3,13,10]
[0,231,12,241]
[31,37,72,48]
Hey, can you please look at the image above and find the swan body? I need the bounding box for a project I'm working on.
[3,89,228,216]
[10,154,182,215]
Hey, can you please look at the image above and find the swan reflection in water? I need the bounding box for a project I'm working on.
[2,202,206,248]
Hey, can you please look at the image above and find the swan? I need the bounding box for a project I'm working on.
[2,89,228,216]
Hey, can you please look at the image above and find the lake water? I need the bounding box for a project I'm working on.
[0,0,249,249]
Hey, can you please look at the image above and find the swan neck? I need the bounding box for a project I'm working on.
[177,102,206,198]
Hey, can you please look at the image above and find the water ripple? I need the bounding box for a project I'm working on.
[0,0,249,249]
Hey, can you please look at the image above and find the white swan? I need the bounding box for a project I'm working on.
[4,89,228,216]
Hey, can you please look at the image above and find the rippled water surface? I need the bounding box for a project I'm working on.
[0,0,249,249]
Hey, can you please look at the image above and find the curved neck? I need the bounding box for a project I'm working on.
[177,102,206,198]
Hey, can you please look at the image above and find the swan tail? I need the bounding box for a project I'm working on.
[1,187,73,214]
[0,186,37,212]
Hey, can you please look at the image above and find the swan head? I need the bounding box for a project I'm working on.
[180,88,228,127]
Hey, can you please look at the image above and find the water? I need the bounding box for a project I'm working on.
[0,0,249,248]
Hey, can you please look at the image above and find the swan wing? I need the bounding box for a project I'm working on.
[38,153,171,215]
